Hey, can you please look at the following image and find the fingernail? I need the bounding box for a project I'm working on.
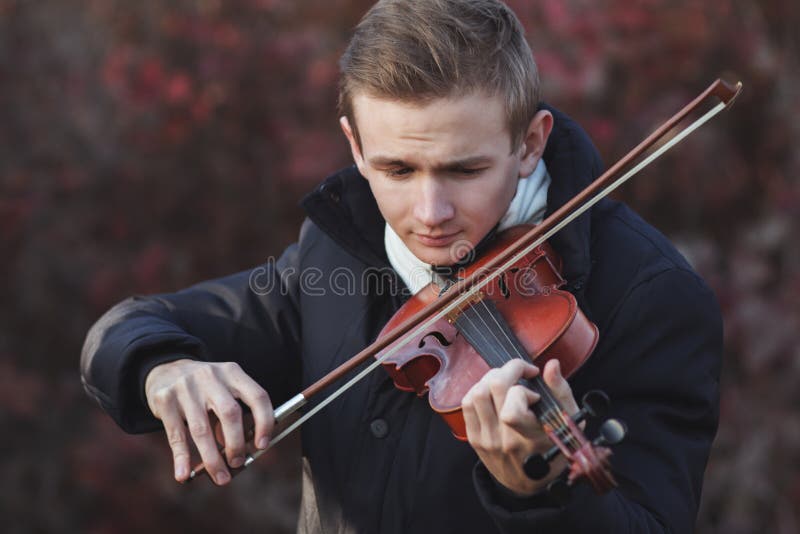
[229,456,244,468]
[216,471,230,484]
[175,465,187,479]
[257,437,269,449]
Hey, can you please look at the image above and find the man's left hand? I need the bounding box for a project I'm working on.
[461,358,579,496]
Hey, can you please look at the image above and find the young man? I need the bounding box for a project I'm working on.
[80,1,722,532]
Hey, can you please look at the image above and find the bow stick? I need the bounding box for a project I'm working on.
[188,78,742,481]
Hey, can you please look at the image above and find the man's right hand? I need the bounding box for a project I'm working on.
[144,359,274,485]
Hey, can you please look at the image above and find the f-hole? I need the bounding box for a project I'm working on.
[498,269,519,299]
[418,331,454,349]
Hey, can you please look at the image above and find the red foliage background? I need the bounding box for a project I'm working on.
[1,1,798,532]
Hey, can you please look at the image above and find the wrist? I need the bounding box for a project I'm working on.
[489,454,569,497]
[141,354,197,410]
[474,462,563,512]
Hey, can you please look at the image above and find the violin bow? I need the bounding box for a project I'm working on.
[188,78,743,481]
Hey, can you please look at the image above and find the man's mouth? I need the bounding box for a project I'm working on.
[415,231,460,247]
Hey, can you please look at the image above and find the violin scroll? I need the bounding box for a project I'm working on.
[523,389,627,496]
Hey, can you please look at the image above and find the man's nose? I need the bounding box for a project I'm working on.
[413,177,455,228]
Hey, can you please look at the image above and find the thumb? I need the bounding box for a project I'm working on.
[542,359,579,415]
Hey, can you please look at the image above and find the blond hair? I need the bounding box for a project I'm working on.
[338,0,541,151]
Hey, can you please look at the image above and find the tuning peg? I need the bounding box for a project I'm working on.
[592,419,627,447]
[523,444,560,480]
[572,390,610,424]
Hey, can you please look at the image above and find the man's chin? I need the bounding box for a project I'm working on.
[411,246,462,267]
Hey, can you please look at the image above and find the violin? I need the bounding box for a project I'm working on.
[185,78,742,491]
[378,225,621,493]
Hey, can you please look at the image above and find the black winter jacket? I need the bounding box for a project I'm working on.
[80,105,722,533]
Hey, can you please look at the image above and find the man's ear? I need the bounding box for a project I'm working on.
[518,110,554,177]
[339,116,367,175]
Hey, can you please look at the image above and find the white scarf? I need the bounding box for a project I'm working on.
[385,159,551,294]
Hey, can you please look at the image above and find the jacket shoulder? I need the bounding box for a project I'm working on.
[586,200,714,331]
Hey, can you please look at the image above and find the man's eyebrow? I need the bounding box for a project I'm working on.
[367,155,494,169]
[368,156,408,167]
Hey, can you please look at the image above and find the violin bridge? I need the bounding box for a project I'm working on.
[446,291,485,323]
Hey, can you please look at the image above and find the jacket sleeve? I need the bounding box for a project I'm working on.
[473,268,722,533]
[80,224,308,434]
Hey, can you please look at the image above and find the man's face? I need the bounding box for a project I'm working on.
[341,92,550,266]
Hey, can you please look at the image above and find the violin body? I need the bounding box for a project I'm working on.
[376,225,599,440]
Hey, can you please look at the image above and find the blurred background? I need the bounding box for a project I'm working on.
[1,0,798,532]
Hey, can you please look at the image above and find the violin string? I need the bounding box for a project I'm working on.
[460,299,579,452]
[470,297,580,453]
[484,302,577,452]
[470,304,516,363]
[458,304,512,369]
[443,275,569,436]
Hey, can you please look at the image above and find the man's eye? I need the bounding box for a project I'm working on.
[385,167,412,177]
[457,168,486,176]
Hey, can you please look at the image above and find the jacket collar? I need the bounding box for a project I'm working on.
[300,104,604,296]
